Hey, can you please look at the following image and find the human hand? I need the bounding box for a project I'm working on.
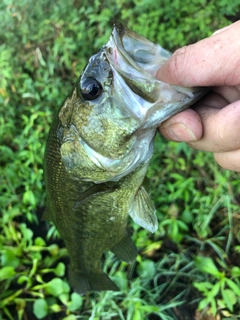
[157,21,240,172]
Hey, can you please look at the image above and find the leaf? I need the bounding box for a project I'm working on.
[198,297,211,311]
[67,292,83,312]
[1,249,20,268]
[210,298,217,316]
[0,266,16,280]
[194,256,221,277]
[177,220,189,231]
[20,223,33,241]
[111,271,128,291]
[23,189,36,206]
[62,280,70,293]
[209,282,221,298]
[225,278,240,296]
[59,293,69,305]
[33,299,48,319]
[49,304,61,312]
[137,259,156,279]
[194,281,213,293]
[231,266,240,277]
[34,237,46,246]
[221,289,236,312]
[45,278,70,296]
[133,309,142,320]
[54,262,65,277]
[63,316,77,320]
[141,305,159,312]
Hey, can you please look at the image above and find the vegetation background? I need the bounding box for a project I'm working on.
[0,0,240,319]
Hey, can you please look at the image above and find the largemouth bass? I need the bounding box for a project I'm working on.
[44,23,206,294]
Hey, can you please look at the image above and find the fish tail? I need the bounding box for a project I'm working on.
[69,269,119,295]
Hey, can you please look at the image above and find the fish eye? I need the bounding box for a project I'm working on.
[80,78,103,100]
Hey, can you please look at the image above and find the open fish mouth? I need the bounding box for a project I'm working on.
[105,23,206,128]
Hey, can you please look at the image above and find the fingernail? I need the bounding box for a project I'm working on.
[167,123,197,142]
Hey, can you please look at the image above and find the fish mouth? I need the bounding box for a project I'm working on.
[106,23,207,128]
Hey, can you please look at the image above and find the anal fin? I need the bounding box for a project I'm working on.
[110,232,138,263]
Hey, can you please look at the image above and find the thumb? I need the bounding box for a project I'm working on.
[156,21,240,87]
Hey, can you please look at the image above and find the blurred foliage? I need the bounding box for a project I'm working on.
[0,0,240,319]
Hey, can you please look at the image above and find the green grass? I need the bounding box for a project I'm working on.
[1,0,240,319]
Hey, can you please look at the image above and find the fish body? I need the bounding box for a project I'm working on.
[44,23,206,294]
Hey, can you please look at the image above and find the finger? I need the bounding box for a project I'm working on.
[159,109,202,142]
[156,21,240,87]
[212,85,240,104]
[159,91,228,142]
[188,100,240,152]
[214,150,240,172]
[212,23,233,35]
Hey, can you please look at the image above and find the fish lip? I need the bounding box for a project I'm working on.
[107,23,148,79]
[110,22,157,70]
[109,23,138,70]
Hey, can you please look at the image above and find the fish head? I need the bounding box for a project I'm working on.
[58,24,206,183]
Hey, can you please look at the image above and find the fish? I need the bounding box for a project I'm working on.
[43,23,207,294]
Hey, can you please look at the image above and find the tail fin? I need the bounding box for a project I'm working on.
[69,269,119,295]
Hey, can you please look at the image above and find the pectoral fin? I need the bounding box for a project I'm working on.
[129,185,158,233]
[110,232,138,262]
